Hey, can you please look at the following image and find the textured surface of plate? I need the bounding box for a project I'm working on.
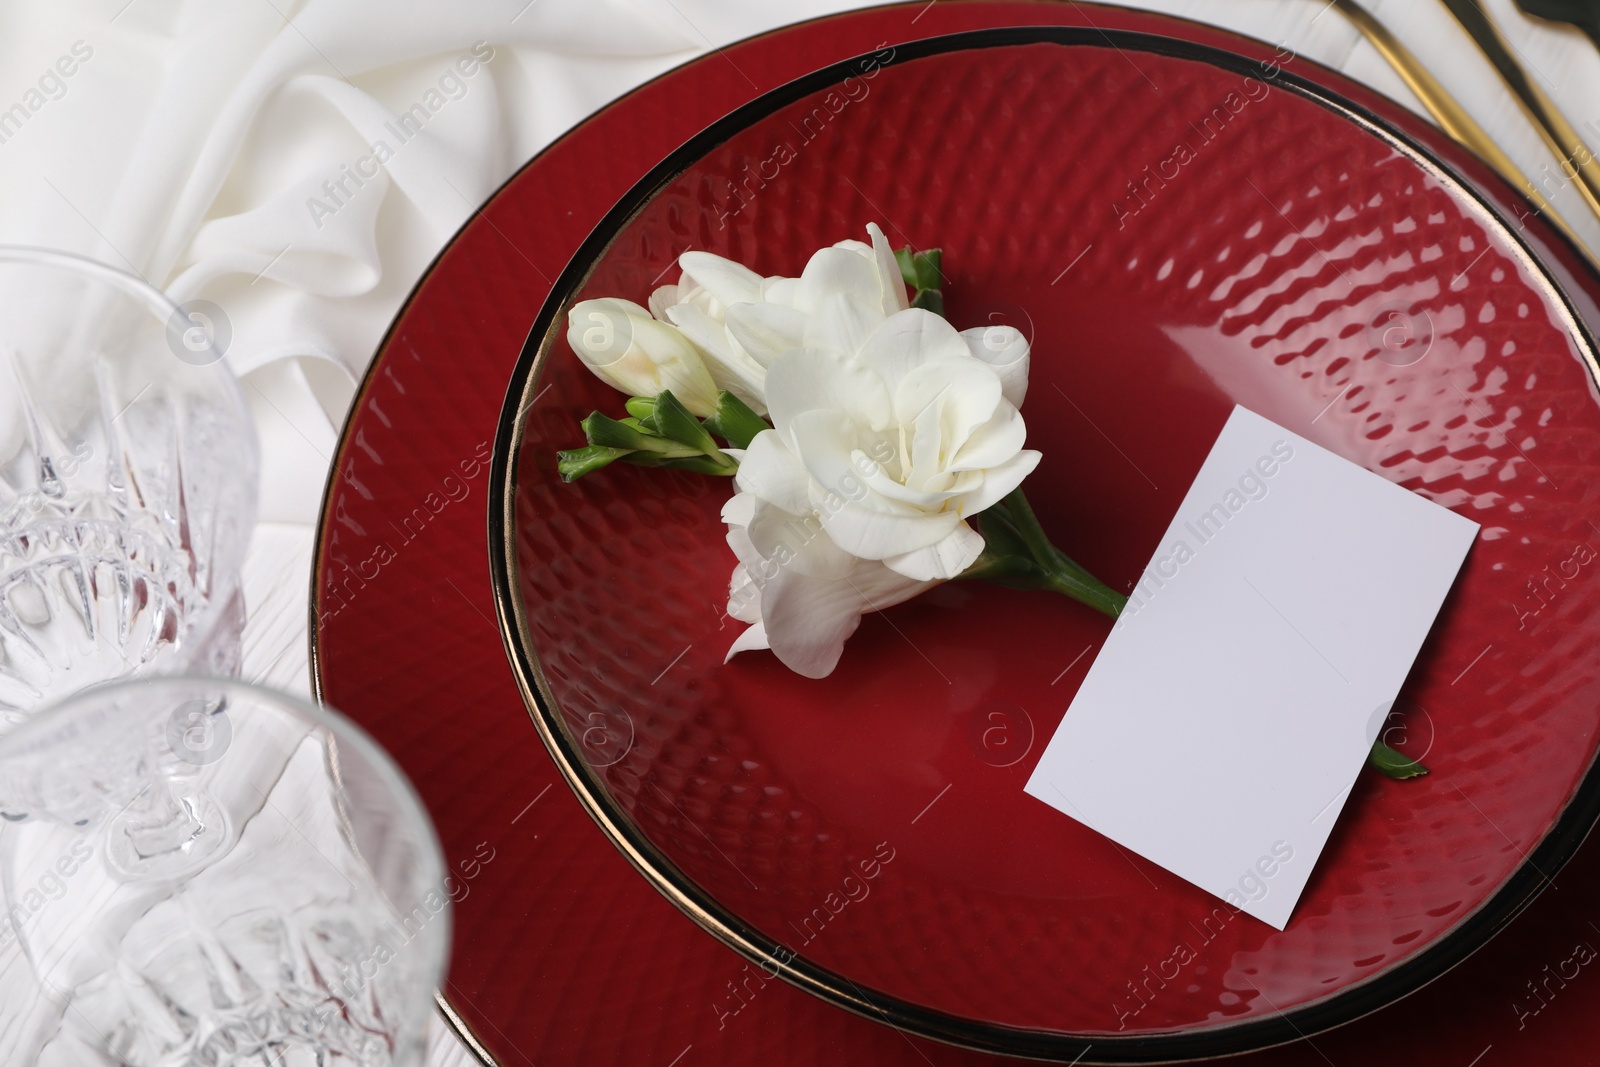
[315,4,1600,1065]
[494,23,1600,1062]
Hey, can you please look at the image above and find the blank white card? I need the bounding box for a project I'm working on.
[1025,405,1478,929]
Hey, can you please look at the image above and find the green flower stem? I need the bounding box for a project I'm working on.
[999,488,1126,619]
[962,488,1125,619]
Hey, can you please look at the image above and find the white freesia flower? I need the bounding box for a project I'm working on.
[568,225,908,419]
[724,305,1039,676]
[646,223,909,412]
[722,490,934,679]
[565,297,721,417]
[563,225,1117,679]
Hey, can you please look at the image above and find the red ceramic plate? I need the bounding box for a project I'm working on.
[315,5,1600,1066]
[494,22,1600,1064]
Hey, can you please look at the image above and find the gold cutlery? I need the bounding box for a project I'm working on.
[1437,0,1600,227]
[1322,0,1590,255]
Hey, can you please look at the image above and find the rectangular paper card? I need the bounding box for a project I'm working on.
[1025,404,1478,929]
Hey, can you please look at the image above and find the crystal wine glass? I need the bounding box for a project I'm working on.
[0,676,450,1066]
[0,247,258,729]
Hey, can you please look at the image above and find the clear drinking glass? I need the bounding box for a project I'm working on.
[0,677,450,1066]
[0,247,258,728]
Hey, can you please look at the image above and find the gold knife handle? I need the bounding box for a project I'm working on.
[1330,0,1588,254]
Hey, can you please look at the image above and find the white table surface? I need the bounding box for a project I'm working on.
[9,1,1600,1063]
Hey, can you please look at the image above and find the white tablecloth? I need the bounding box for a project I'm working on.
[1,1,1596,1062]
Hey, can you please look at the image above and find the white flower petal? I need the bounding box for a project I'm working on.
[757,561,932,678]
[820,496,962,559]
[883,522,985,580]
[795,247,882,314]
[803,292,883,357]
[949,402,1027,473]
[665,303,767,413]
[961,324,1030,408]
[734,430,813,515]
[829,239,872,255]
[855,308,970,396]
[725,620,771,661]
[726,528,759,575]
[679,251,765,306]
[760,276,801,305]
[896,359,1002,472]
[721,490,757,529]
[787,411,895,511]
[662,302,735,363]
[648,284,680,321]
[958,449,1043,517]
[748,502,856,580]
[727,564,762,623]
[866,223,910,314]
[860,456,962,509]
[765,348,893,439]
[725,302,808,368]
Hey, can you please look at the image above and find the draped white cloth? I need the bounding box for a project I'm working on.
[0,1,1595,1062]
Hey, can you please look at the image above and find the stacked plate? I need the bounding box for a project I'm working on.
[312,5,1600,1064]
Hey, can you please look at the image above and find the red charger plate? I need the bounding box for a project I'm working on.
[314,5,1600,1065]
